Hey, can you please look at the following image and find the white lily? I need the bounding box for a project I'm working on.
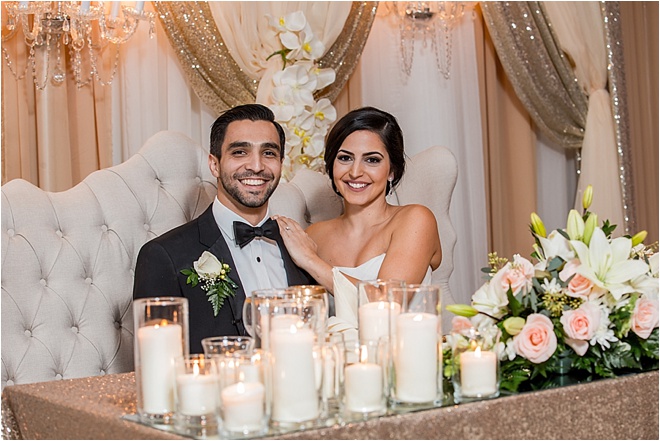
[471,271,509,319]
[571,227,650,300]
[535,229,575,269]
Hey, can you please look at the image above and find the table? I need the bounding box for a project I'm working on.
[2,371,658,439]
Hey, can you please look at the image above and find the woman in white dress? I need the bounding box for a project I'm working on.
[274,107,441,293]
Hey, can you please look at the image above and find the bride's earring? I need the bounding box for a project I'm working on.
[386,177,394,196]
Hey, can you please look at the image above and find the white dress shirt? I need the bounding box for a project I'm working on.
[212,198,288,298]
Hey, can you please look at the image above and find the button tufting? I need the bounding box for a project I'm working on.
[155,178,160,184]
[101,225,108,232]
[195,176,202,183]
[6,380,14,386]
[100,370,106,375]
[71,326,79,333]
[55,374,62,380]
[56,230,63,238]
[85,278,92,284]
[129,269,135,276]
[7,229,15,237]
[143,224,150,231]
[114,321,121,329]
[39,279,47,286]
[24,329,32,337]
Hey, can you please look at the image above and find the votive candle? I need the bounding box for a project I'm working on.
[344,363,383,412]
[460,348,497,396]
[221,382,266,432]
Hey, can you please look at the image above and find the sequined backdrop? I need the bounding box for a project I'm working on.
[480,1,587,149]
[153,1,377,114]
[480,1,633,232]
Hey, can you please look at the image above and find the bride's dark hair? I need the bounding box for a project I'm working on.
[324,107,406,197]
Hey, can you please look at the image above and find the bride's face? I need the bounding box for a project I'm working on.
[332,130,394,204]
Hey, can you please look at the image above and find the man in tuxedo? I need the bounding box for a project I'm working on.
[133,104,313,353]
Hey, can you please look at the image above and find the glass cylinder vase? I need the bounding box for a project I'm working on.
[451,325,501,403]
[133,297,189,424]
[388,284,442,409]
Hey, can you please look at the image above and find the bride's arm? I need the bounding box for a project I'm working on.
[378,205,442,284]
[272,215,340,292]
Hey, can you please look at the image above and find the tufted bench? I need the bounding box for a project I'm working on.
[1,130,457,389]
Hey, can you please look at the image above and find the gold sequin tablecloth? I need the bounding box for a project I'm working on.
[1,371,658,439]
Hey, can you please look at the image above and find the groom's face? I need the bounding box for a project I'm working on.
[209,119,282,216]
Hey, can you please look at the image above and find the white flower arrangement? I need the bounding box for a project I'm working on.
[266,11,337,181]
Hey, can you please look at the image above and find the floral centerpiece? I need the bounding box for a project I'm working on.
[446,186,659,391]
[265,11,337,181]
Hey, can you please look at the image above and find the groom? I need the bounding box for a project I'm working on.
[133,104,313,353]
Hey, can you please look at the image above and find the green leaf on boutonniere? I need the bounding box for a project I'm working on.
[180,252,239,316]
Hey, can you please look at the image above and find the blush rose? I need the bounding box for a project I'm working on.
[631,297,659,339]
[513,314,557,363]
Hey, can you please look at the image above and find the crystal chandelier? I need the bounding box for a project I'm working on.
[1,1,155,89]
[383,2,473,80]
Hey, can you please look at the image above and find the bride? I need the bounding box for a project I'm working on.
[274,107,441,324]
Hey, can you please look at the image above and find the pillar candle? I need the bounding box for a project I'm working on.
[270,326,318,422]
[344,363,383,412]
[221,382,265,432]
[394,312,438,403]
[176,371,218,416]
[460,349,497,396]
[137,322,183,413]
[358,301,401,344]
[80,1,90,12]
[134,1,144,12]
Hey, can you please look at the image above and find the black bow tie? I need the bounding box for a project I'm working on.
[233,218,280,248]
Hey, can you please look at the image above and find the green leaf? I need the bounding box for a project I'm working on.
[507,288,523,317]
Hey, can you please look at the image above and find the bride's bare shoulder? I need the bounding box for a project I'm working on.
[392,204,437,226]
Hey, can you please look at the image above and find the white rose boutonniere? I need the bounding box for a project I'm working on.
[180,251,238,316]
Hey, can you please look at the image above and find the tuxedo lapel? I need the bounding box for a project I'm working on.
[197,206,247,335]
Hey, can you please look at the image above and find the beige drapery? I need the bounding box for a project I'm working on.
[153,1,377,114]
[620,2,658,243]
[543,2,624,231]
[1,23,113,191]
[474,5,538,259]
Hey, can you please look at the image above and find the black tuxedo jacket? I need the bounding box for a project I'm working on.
[133,205,314,353]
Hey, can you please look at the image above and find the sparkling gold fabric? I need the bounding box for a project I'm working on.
[154,2,377,114]
[1,371,657,439]
[480,2,588,149]
[602,2,635,233]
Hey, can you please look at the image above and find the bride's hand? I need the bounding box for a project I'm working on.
[272,215,318,267]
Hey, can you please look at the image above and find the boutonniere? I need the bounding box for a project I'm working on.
[180,251,238,316]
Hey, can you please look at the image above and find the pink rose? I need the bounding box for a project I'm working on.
[499,255,534,295]
[631,297,659,339]
[560,302,601,356]
[566,274,594,300]
[451,316,473,333]
[513,314,557,363]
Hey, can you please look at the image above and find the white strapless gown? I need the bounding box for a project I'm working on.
[327,254,432,339]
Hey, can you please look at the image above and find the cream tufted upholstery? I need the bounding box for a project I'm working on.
[1,130,457,390]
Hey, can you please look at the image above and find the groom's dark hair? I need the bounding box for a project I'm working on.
[209,104,286,159]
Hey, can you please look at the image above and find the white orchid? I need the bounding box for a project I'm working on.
[571,228,651,301]
[281,23,325,61]
[273,64,317,107]
[266,10,336,180]
[268,11,306,34]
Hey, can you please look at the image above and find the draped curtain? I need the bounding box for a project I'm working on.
[153,1,376,113]
[1,13,113,192]
[480,1,630,233]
